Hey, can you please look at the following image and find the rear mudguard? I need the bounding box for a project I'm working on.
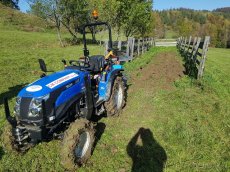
[83,75,94,119]
[105,69,124,101]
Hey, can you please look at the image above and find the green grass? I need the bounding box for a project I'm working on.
[151,48,230,171]
[165,30,178,39]
[0,8,229,171]
[0,3,50,32]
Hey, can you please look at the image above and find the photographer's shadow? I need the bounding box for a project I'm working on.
[127,128,167,172]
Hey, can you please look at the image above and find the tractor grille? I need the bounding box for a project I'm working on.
[19,97,32,119]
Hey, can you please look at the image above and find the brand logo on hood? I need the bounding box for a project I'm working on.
[26,85,43,92]
[46,73,78,89]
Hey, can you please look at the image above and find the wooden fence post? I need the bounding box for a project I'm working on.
[151,37,154,47]
[118,41,122,51]
[183,37,187,53]
[147,38,150,50]
[180,37,184,51]
[191,37,201,63]
[177,37,180,48]
[177,35,210,79]
[130,38,135,60]
[186,36,192,54]
[180,36,183,47]
[104,36,157,62]
[126,38,131,57]
[142,38,144,54]
[104,40,108,56]
[138,39,141,56]
[198,36,210,79]
[190,37,197,55]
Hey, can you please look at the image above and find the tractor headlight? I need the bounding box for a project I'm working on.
[28,94,49,117]
[32,98,43,107]
[29,107,40,117]
[14,97,21,116]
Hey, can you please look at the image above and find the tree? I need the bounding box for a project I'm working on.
[29,0,154,43]
[29,0,65,46]
[117,0,153,38]
[177,17,193,37]
[29,0,90,44]
[152,12,165,38]
[0,0,19,9]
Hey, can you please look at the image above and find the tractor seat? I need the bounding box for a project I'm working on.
[87,55,105,73]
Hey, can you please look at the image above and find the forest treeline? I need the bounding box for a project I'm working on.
[28,0,154,45]
[1,0,229,48]
[154,8,230,48]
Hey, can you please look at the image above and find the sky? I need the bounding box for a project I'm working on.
[154,0,230,11]
[19,0,230,13]
[18,0,30,13]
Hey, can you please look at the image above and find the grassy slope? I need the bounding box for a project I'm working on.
[82,48,229,172]
[0,3,49,32]
[165,30,178,39]
[0,34,229,171]
[152,48,230,171]
[0,4,229,171]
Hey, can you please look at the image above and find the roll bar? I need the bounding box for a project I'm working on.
[82,22,113,57]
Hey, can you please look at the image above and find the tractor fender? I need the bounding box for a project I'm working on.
[54,92,84,120]
[55,75,93,120]
[105,69,124,101]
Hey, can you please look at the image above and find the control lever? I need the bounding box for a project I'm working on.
[69,60,78,65]
[62,59,67,67]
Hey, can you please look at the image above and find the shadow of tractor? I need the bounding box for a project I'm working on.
[92,122,106,154]
[0,83,28,105]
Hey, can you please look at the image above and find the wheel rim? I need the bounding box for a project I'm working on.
[74,131,90,158]
[114,84,123,109]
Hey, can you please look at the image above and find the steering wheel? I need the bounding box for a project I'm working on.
[69,57,90,68]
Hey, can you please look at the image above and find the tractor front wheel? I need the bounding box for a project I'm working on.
[60,118,95,171]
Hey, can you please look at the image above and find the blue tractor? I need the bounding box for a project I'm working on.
[3,21,126,170]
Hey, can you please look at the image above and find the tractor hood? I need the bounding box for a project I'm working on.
[18,69,82,98]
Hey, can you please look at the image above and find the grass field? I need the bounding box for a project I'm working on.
[0,5,230,171]
[164,30,178,39]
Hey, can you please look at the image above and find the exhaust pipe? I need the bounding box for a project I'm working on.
[4,98,17,127]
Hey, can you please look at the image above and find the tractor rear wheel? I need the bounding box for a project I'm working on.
[60,118,95,171]
[105,76,126,117]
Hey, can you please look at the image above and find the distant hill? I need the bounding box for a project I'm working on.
[154,8,230,47]
[213,7,230,13]
[0,3,53,32]
[213,7,230,19]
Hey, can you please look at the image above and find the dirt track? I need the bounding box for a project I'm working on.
[130,52,184,92]
[117,51,185,171]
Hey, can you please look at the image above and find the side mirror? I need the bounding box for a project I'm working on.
[38,59,47,73]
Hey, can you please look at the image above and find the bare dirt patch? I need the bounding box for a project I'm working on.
[130,52,184,92]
